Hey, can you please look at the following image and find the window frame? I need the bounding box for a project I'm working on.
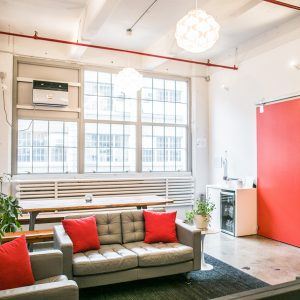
[82,67,191,174]
[12,58,191,175]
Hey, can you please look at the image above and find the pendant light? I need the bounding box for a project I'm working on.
[115,67,143,96]
[175,1,220,53]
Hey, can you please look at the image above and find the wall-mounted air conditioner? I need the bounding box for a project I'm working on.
[32,80,68,107]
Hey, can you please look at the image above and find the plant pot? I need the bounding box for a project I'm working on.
[194,214,210,229]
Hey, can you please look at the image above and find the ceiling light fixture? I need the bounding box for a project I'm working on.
[115,67,143,96]
[175,2,220,53]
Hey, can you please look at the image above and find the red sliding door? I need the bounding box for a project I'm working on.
[257,98,300,247]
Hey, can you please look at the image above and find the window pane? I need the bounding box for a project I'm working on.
[65,122,77,147]
[124,125,136,148]
[165,80,175,102]
[111,98,124,121]
[33,121,48,147]
[84,95,97,120]
[111,148,123,172]
[176,103,188,125]
[85,123,97,147]
[49,122,63,147]
[64,148,77,173]
[153,126,164,148]
[32,147,48,173]
[176,149,187,171]
[125,98,137,121]
[49,147,63,173]
[176,127,187,149]
[124,148,136,172]
[111,124,124,148]
[98,148,110,172]
[85,82,97,95]
[165,102,175,124]
[85,148,97,172]
[153,101,164,123]
[85,70,97,82]
[141,100,152,122]
[17,147,32,173]
[112,74,124,98]
[98,97,111,120]
[153,79,164,101]
[17,120,78,174]
[176,81,188,103]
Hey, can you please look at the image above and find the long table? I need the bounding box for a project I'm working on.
[20,195,173,230]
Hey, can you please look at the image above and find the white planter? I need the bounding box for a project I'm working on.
[194,214,210,229]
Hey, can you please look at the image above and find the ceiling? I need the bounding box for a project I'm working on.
[0,0,299,65]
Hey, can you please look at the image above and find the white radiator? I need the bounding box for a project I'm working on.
[13,177,194,207]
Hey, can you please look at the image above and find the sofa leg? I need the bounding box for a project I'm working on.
[185,272,192,285]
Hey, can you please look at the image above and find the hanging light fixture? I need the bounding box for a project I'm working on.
[175,5,220,53]
[115,67,143,96]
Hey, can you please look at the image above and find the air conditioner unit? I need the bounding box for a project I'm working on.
[32,80,68,107]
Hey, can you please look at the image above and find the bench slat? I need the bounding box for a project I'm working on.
[1,229,54,244]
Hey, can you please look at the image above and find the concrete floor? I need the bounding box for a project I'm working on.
[205,233,300,285]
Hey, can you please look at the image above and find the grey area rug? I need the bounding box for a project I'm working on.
[80,254,268,300]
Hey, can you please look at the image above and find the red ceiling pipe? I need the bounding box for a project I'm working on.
[0,30,238,70]
[263,0,300,10]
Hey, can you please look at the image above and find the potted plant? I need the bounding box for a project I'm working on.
[186,197,215,229]
[185,210,194,225]
[0,194,22,241]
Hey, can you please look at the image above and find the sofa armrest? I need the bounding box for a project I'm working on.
[176,219,201,270]
[53,225,73,279]
[30,250,63,281]
[0,280,78,300]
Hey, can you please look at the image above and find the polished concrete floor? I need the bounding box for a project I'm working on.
[205,233,300,285]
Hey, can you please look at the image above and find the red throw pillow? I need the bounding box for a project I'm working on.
[62,216,100,253]
[0,235,35,290]
[143,210,178,243]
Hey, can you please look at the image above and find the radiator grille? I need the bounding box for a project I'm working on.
[14,177,194,206]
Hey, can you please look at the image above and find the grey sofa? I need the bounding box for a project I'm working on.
[54,210,201,288]
[0,250,78,300]
[213,278,300,299]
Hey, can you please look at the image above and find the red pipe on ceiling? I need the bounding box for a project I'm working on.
[0,30,238,70]
[263,0,300,10]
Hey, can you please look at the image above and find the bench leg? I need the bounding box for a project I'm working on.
[28,212,39,252]
[136,205,147,210]
[29,212,39,231]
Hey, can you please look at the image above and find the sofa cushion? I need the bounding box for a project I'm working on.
[0,236,35,291]
[62,216,100,254]
[123,242,193,267]
[143,210,178,243]
[35,275,68,285]
[65,212,122,245]
[72,244,138,276]
[121,211,145,243]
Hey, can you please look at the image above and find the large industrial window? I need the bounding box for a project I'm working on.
[17,120,77,174]
[141,78,188,171]
[84,71,137,172]
[83,70,188,173]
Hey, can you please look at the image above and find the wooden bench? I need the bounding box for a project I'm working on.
[1,229,54,244]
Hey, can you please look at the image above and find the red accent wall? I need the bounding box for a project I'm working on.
[257,98,300,247]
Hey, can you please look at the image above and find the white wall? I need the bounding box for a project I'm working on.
[0,52,13,194]
[209,37,300,184]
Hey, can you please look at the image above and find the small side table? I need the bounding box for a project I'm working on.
[200,229,219,271]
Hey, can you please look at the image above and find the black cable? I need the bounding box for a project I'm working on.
[127,0,159,33]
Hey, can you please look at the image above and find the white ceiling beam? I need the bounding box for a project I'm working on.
[70,0,120,59]
[141,0,263,70]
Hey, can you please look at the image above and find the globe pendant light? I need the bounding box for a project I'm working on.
[115,67,143,97]
[175,8,220,53]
